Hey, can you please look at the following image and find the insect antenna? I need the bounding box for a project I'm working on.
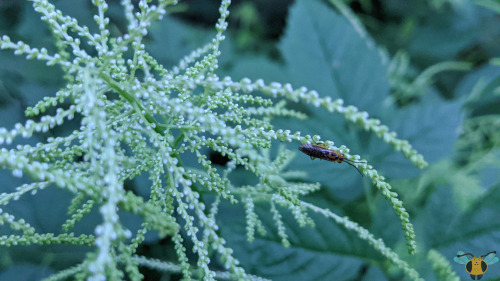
[343,158,369,176]
[344,160,363,176]
[346,159,369,164]
[457,253,474,258]
[481,251,497,258]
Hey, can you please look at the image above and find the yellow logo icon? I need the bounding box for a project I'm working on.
[454,251,498,280]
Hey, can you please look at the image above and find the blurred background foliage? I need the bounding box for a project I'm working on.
[0,0,500,280]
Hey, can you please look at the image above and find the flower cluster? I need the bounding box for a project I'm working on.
[427,249,460,281]
[0,0,426,280]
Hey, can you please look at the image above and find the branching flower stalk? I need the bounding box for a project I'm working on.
[0,0,426,280]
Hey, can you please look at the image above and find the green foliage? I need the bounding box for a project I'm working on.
[427,249,460,281]
[0,0,499,280]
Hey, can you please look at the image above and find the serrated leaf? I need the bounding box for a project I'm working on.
[220,202,384,281]
[276,0,462,187]
[375,96,463,178]
[275,0,393,201]
[417,183,500,279]
[404,151,500,279]
[279,0,390,115]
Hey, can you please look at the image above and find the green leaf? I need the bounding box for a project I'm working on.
[275,0,394,201]
[379,96,463,176]
[417,183,500,279]
[147,17,214,67]
[224,55,289,84]
[278,0,390,114]
[474,0,500,14]
[276,0,462,189]
[0,264,53,281]
[408,3,497,61]
[220,202,383,281]
[455,64,500,117]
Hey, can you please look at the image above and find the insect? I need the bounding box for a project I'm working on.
[298,143,367,175]
[454,251,498,280]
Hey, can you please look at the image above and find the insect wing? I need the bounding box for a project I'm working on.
[454,251,470,264]
[484,253,499,265]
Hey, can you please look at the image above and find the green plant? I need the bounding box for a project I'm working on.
[2,0,499,280]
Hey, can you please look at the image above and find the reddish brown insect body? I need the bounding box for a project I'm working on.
[299,143,365,175]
